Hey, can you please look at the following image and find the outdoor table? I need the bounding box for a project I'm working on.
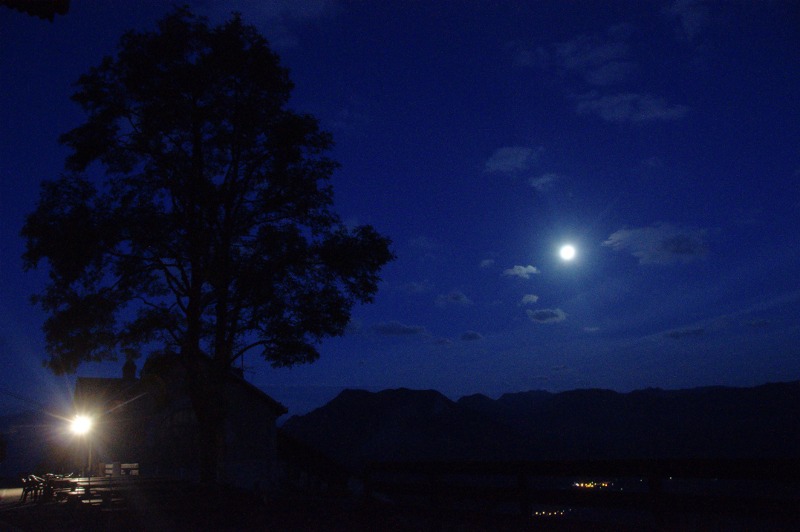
[41,475,78,502]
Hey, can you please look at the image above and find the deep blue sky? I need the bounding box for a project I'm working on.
[1,1,799,417]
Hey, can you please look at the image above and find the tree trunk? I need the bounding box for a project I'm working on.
[188,365,226,484]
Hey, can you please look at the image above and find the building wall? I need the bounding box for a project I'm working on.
[219,380,280,491]
[73,374,284,490]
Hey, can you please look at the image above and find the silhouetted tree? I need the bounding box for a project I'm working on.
[22,8,394,483]
[0,0,69,21]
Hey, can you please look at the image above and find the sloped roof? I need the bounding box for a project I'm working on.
[226,372,288,417]
[74,372,287,418]
[74,377,146,416]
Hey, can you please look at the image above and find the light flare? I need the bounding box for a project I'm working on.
[70,414,93,435]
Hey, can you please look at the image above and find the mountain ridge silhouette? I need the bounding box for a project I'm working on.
[282,381,800,471]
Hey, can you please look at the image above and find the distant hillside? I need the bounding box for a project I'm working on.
[280,388,517,470]
[282,382,800,472]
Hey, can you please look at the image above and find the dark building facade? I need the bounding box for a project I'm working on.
[72,361,286,489]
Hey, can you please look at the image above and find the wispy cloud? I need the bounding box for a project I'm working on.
[664,327,705,339]
[527,308,567,323]
[485,146,543,175]
[479,259,496,269]
[576,93,689,123]
[603,223,709,264]
[503,265,540,279]
[409,236,439,251]
[521,294,539,305]
[402,280,434,294]
[372,320,427,336]
[198,0,337,48]
[665,0,709,42]
[554,34,634,86]
[516,24,689,124]
[436,290,473,307]
[330,102,372,132]
[199,0,335,21]
[517,25,635,86]
[461,331,483,341]
[513,46,549,69]
[529,173,561,192]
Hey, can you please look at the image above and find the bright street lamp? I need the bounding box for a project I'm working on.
[70,415,94,494]
[70,415,93,435]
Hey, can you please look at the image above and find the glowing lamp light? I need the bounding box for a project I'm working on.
[70,415,93,435]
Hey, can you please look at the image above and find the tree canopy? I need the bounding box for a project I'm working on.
[22,8,394,481]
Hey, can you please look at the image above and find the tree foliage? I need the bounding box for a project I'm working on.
[23,8,393,373]
[22,8,393,480]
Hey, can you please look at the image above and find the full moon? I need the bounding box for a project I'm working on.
[559,244,576,261]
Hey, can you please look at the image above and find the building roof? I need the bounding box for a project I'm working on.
[228,372,288,417]
[74,370,287,418]
[74,376,146,416]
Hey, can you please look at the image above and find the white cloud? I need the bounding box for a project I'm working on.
[603,223,709,264]
[521,294,539,305]
[479,259,496,269]
[503,265,540,279]
[527,308,567,323]
[484,146,543,175]
[583,326,601,333]
[576,93,689,123]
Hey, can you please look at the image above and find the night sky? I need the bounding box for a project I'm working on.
[1,1,799,417]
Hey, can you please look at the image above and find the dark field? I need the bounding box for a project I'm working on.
[0,486,536,531]
[2,481,799,531]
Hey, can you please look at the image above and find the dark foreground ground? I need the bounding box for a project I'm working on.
[1,483,798,531]
[0,485,557,532]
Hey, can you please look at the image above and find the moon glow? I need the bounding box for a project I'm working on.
[559,244,576,261]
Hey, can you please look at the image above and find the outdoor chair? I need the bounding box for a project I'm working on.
[19,475,43,503]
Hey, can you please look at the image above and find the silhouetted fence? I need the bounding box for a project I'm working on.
[363,459,800,522]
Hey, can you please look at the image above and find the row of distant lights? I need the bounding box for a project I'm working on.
[532,509,569,518]
[572,480,611,489]
[531,479,610,520]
